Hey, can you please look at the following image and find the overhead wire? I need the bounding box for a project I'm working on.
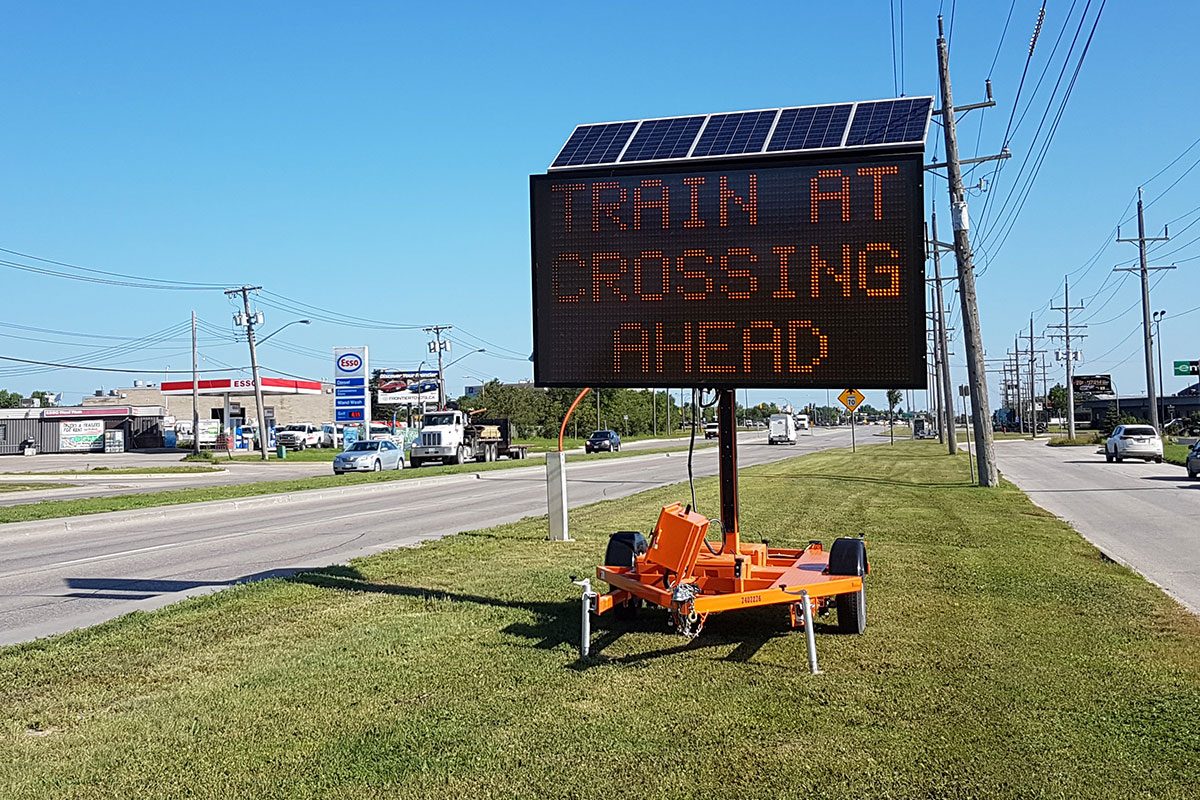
[0,246,226,290]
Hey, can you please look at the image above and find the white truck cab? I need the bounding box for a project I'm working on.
[411,410,469,464]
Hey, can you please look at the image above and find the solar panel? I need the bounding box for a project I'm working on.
[619,116,706,162]
[550,122,637,168]
[691,110,779,158]
[766,104,853,152]
[844,98,933,147]
[546,96,932,169]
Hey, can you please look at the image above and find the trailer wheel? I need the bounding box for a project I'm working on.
[827,537,868,635]
[605,531,648,621]
[835,585,867,634]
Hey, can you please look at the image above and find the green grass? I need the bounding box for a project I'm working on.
[5,466,222,476]
[223,448,339,463]
[0,482,73,494]
[1165,441,1189,467]
[519,428,699,453]
[1047,436,1099,447]
[2,441,1198,799]
[0,443,712,525]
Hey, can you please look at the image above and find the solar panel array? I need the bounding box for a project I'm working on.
[549,96,932,170]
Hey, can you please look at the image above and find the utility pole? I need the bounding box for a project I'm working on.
[1012,341,1023,434]
[1028,317,1037,437]
[929,211,957,455]
[1152,310,1167,425]
[191,310,200,456]
[226,286,269,461]
[1116,188,1173,430]
[1049,276,1086,439]
[423,325,453,410]
[934,14,1007,486]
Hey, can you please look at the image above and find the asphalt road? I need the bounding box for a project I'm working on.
[0,428,851,645]
[996,439,1200,613]
[0,435,718,505]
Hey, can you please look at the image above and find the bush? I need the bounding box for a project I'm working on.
[180,451,215,462]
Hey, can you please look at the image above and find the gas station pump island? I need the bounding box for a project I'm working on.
[530,98,933,664]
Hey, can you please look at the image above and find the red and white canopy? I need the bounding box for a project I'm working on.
[160,377,323,396]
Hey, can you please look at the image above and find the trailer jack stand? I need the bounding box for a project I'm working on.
[800,590,821,675]
[572,577,597,659]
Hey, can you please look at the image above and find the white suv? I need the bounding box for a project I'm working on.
[1105,424,1163,464]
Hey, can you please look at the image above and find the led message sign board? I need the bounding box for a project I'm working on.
[530,153,926,388]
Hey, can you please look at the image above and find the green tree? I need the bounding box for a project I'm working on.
[0,389,21,409]
[886,389,903,444]
[1047,383,1068,415]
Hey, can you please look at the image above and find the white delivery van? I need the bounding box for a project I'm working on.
[768,413,797,445]
[795,414,810,432]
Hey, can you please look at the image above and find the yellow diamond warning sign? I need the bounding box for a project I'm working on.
[838,388,866,412]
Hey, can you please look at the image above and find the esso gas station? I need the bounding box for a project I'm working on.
[159,377,324,450]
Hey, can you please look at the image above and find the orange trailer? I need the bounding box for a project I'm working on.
[575,389,868,671]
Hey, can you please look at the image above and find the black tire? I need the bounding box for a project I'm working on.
[1189,470,1198,479]
[410,458,423,468]
[835,585,867,635]
[605,531,648,621]
[1154,456,1163,464]
[827,537,868,635]
[1105,448,1114,463]
[373,460,381,472]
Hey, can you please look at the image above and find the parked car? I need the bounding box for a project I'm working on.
[1104,424,1163,463]
[1187,441,1200,479]
[585,430,621,453]
[276,423,324,450]
[704,422,720,439]
[333,439,405,473]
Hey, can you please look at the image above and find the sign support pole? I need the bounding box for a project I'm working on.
[717,389,740,556]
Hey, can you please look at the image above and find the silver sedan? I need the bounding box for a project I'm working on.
[333,440,405,473]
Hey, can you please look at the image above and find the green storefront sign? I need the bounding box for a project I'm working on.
[1174,360,1199,377]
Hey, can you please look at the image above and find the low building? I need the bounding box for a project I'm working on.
[1076,383,1200,427]
[0,405,167,456]
[81,378,334,431]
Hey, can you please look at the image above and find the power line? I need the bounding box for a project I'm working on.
[0,247,224,291]
[0,354,242,374]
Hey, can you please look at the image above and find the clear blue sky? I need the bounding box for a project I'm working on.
[1,1,1196,413]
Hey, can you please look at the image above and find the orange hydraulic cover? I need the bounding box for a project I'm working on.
[644,503,710,581]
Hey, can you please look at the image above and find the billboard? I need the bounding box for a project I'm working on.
[333,347,370,423]
[530,153,926,388]
[376,369,441,406]
[60,420,105,451]
[1072,374,1114,396]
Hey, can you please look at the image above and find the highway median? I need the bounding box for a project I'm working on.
[2,441,1197,798]
[0,443,714,525]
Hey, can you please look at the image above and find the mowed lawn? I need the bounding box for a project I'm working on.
[1,442,1198,799]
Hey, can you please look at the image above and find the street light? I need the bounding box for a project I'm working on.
[464,373,491,402]
[438,348,485,408]
[1153,309,1167,427]
[256,319,311,345]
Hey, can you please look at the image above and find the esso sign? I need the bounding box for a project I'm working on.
[337,354,363,373]
[231,379,255,389]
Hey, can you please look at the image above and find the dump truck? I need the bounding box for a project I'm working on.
[408,409,529,466]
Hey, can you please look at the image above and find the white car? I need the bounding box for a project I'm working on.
[1104,424,1163,464]
[333,439,405,473]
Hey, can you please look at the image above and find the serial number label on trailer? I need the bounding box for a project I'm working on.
[530,155,926,388]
